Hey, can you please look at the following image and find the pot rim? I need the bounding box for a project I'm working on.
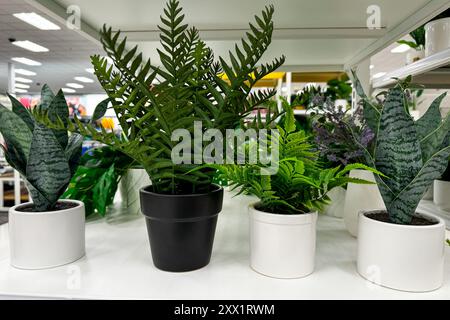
[359,209,444,230]
[425,17,450,28]
[9,199,84,216]
[249,202,315,216]
[249,202,318,225]
[140,183,223,199]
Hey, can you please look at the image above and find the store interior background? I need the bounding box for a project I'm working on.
[0,0,449,209]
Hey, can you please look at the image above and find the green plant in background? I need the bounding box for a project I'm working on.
[325,74,352,102]
[63,146,135,217]
[0,86,82,211]
[36,0,284,195]
[212,104,380,214]
[353,74,450,224]
[397,26,425,50]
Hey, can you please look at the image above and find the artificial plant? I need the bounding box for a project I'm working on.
[397,26,425,50]
[325,74,352,102]
[212,104,380,215]
[63,146,135,217]
[353,73,450,224]
[0,86,82,211]
[37,0,284,195]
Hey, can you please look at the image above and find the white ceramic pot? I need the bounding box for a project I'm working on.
[423,184,434,200]
[406,49,425,65]
[322,186,346,218]
[433,180,450,211]
[107,168,151,223]
[249,203,317,279]
[357,210,445,292]
[9,200,85,269]
[425,17,450,57]
[343,170,385,237]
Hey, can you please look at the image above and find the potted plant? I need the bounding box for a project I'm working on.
[425,8,450,57]
[397,26,425,64]
[212,104,379,279]
[324,74,352,108]
[0,86,84,269]
[39,0,284,272]
[311,94,383,230]
[354,75,450,292]
[434,159,450,211]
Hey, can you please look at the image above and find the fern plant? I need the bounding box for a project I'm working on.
[353,74,450,224]
[36,0,284,195]
[0,86,82,211]
[212,104,380,215]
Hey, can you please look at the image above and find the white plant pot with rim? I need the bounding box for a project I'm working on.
[343,169,385,237]
[322,186,346,218]
[9,199,85,270]
[249,203,317,279]
[357,210,445,292]
[406,49,425,65]
[433,180,450,211]
[425,17,450,57]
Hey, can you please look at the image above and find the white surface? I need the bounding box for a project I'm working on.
[8,200,85,270]
[425,17,450,57]
[434,180,450,211]
[357,211,445,292]
[343,170,385,237]
[419,200,450,229]
[249,205,317,279]
[0,191,449,299]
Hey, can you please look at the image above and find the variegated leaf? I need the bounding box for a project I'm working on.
[420,112,450,162]
[48,89,69,149]
[415,93,446,140]
[7,93,34,130]
[40,84,55,110]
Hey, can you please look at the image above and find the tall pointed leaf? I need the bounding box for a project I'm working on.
[415,93,446,139]
[40,84,55,110]
[26,124,71,211]
[48,90,69,149]
[7,93,34,130]
[65,133,83,176]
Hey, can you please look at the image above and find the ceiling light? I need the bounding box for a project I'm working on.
[14,88,28,94]
[12,40,49,53]
[13,12,60,30]
[391,44,410,53]
[74,76,94,83]
[370,65,374,69]
[66,83,84,89]
[86,68,95,74]
[62,88,76,94]
[15,83,30,89]
[15,77,33,83]
[15,69,36,76]
[12,57,42,66]
[372,72,387,79]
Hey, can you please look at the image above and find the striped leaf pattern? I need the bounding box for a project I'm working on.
[48,90,69,149]
[40,84,55,110]
[375,86,422,196]
[415,93,446,139]
[7,93,34,131]
[26,124,71,211]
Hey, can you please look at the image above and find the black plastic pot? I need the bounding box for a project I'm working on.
[140,185,224,272]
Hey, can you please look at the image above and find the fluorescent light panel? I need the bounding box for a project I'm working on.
[66,83,84,89]
[62,88,76,93]
[15,83,30,89]
[13,12,60,30]
[15,69,36,76]
[15,77,33,83]
[85,68,95,74]
[12,57,41,66]
[391,44,410,53]
[74,76,94,83]
[373,72,387,79]
[12,40,49,53]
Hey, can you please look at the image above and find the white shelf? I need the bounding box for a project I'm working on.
[0,192,449,299]
[418,200,450,229]
[373,48,450,88]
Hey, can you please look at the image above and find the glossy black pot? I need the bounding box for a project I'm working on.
[140,185,224,272]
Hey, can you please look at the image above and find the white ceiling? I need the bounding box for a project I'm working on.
[1,0,449,94]
[0,0,103,94]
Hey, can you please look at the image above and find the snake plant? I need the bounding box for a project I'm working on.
[353,74,450,224]
[0,86,82,211]
[35,0,284,195]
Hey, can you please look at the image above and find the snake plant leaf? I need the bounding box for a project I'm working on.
[375,86,422,196]
[26,123,71,211]
[0,143,27,176]
[65,133,83,176]
[48,90,69,149]
[420,112,450,162]
[7,93,34,131]
[40,84,55,110]
[415,93,447,139]
[27,184,52,212]
[0,104,32,165]
[388,146,450,223]
[91,98,110,122]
